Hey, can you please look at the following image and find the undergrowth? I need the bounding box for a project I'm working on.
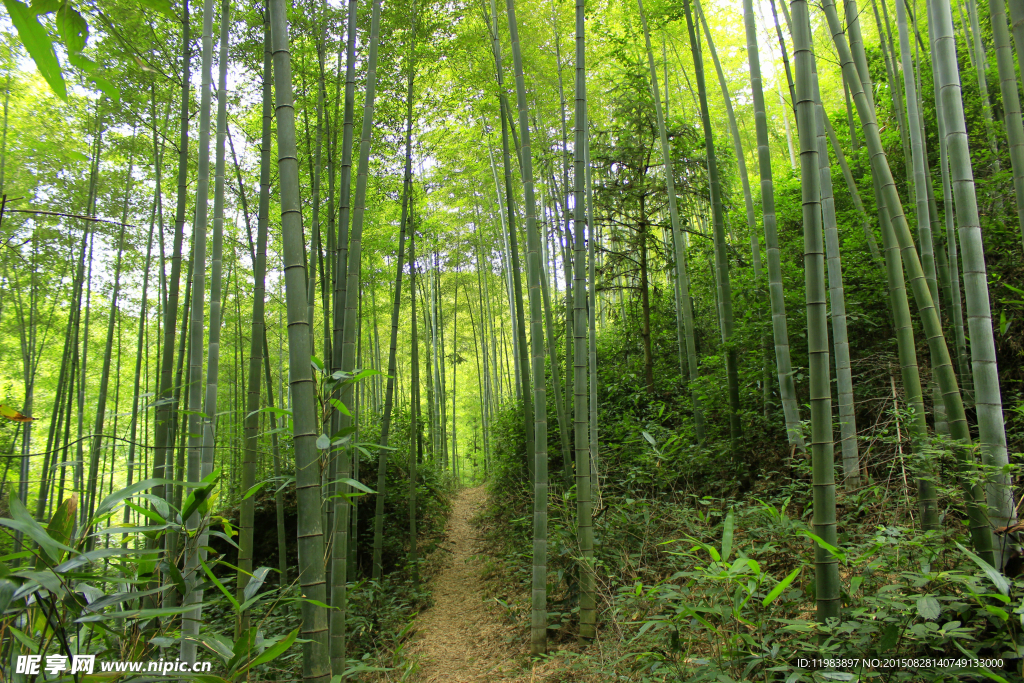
[479,313,1024,682]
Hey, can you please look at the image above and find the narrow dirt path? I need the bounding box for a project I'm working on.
[407,485,526,682]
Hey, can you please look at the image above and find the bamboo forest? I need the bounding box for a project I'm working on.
[2,0,1024,679]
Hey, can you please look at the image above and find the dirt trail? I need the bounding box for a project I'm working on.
[408,485,526,682]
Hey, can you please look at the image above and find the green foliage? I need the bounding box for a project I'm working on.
[0,478,300,680]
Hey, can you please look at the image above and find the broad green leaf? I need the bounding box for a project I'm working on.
[54,547,161,572]
[0,579,15,612]
[80,584,170,615]
[349,368,383,382]
[802,530,845,561]
[75,604,196,622]
[241,481,269,500]
[55,3,87,54]
[126,500,166,525]
[202,467,223,485]
[0,403,36,422]
[79,70,119,106]
[8,625,39,652]
[330,398,351,417]
[138,0,176,17]
[246,405,292,419]
[0,550,33,563]
[1,496,75,563]
[956,542,1010,596]
[236,592,265,614]
[160,560,187,597]
[196,632,234,663]
[200,556,240,612]
[235,627,299,676]
[35,495,77,568]
[93,477,187,521]
[181,484,213,523]
[12,570,65,597]
[916,595,941,621]
[316,433,331,450]
[227,627,259,674]
[243,566,271,602]
[331,425,356,440]
[336,477,376,495]
[762,567,801,607]
[208,529,240,550]
[29,0,59,13]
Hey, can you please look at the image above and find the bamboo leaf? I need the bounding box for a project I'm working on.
[335,477,376,495]
[0,403,36,422]
[91,523,176,536]
[160,560,187,596]
[243,566,271,602]
[234,627,299,676]
[1,496,75,563]
[241,481,269,500]
[35,495,77,568]
[200,555,240,612]
[2,0,67,100]
[0,579,16,612]
[956,542,1010,595]
[126,500,166,525]
[227,627,259,674]
[196,632,234,663]
[330,398,351,417]
[93,477,190,521]
[76,604,196,622]
[802,530,846,561]
[54,547,161,572]
[138,0,176,17]
[762,566,801,607]
[8,625,39,652]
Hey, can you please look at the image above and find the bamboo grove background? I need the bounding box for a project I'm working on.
[0,0,1023,679]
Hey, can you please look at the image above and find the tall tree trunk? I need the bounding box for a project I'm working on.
[331,0,383,668]
[683,0,740,453]
[372,1,416,580]
[85,140,133,533]
[268,0,332,679]
[812,69,860,490]
[505,0,549,655]
[238,5,274,631]
[408,219,421,585]
[745,0,804,452]
[931,0,1017,567]
[990,0,1024,250]
[824,0,993,563]
[151,0,190,570]
[485,0,535,478]
[574,0,596,640]
[180,0,221,661]
[793,0,839,623]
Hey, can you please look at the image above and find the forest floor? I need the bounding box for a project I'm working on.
[407,485,559,682]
